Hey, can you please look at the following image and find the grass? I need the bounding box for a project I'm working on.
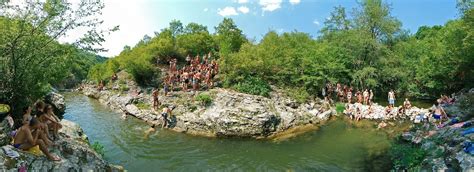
[135,101,150,110]
[91,141,105,157]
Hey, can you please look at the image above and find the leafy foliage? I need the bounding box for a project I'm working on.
[229,76,271,97]
[389,142,427,170]
[195,93,213,106]
[91,141,105,157]
[0,0,115,118]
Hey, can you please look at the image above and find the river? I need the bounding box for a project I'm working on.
[62,92,394,171]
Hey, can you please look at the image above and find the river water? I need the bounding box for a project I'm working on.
[62,93,394,171]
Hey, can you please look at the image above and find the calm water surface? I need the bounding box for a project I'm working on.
[62,93,393,171]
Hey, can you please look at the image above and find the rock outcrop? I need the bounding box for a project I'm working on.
[82,84,335,138]
[0,119,123,171]
[45,92,66,115]
[400,89,474,171]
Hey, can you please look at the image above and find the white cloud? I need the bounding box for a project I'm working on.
[259,0,282,12]
[238,6,250,14]
[218,7,239,16]
[203,8,209,12]
[313,19,320,26]
[289,0,300,5]
[237,0,249,4]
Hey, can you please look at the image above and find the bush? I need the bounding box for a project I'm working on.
[389,142,427,170]
[91,141,105,157]
[286,87,310,103]
[231,76,271,97]
[335,103,345,114]
[195,93,212,106]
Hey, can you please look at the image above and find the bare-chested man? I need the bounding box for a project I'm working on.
[13,117,60,161]
[152,88,160,110]
[363,89,369,105]
[160,106,174,128]
[433,102,447,125]
[356,90,363,104]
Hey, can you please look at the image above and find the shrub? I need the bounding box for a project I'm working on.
[335,103,345,114]
[286,87,310,103]
[389,142,427,170]
[231,76,271,97]
[91,141,105,157]
[195,93,212,106]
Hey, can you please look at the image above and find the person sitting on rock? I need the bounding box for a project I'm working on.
[41,105,62,140]
[13,117,61,161]
[403,98,412,109]
[343,104,354,120]
[355,107,362,121]
[22,106,33,125]
[34,101,53,140]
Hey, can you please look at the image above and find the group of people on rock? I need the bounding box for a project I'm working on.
[163,52,219,94]
[322,83,375,105]
[340,86,452,128]
[151,52,219,109]
[9,101,62,161]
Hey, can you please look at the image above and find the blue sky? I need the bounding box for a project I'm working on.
[89,0,459,57]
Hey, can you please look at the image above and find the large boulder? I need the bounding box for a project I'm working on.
[45,92,66,115]
[0,119,123,171]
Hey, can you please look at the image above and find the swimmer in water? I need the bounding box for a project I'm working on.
[144,124,156,139]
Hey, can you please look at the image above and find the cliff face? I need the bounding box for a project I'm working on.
[0,119,123,171]
[82,84,335,138]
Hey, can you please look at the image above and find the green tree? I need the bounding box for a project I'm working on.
[215,18,247,56]
[0,0,115,117]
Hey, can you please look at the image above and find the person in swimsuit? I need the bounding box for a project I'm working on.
[433,103,447,125]
[356,90,363,104]
[388,90,395,106]
[152,88,160,110]
[13,117,60,161]
[34,101,52,140]
[160,106,173,128]
[403,98,412,109]
[144,124,156,139]
[40,105,62,140]
[22,106,33,125]
[369,89,374,104]
[363,89,369,105]
[347,90,352,104]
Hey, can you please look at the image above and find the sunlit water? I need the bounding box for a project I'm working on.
[62,93,394,171]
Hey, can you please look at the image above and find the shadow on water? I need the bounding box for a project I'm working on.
[62,92,398,171]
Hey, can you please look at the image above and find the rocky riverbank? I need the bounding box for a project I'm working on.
[397,88,474,171]
[81,81,335,139]
[0,119,123,171]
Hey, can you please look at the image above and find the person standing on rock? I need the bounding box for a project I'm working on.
[160,106,174,128]
[369,89,374,104]
[13,117,61,161]
[152,88,160,110]
[347,90,352,104]
[363,89,369,105]
[388,90,396,106]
